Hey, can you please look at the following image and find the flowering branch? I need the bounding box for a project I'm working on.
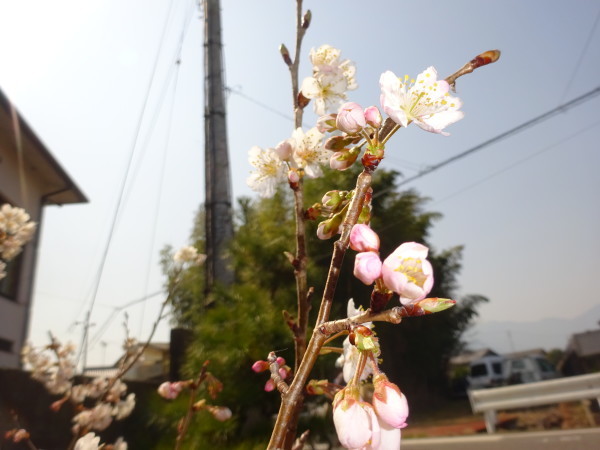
[174,362,210,450]
[268,352,290,394]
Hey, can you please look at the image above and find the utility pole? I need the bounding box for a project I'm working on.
[203,0,234,292]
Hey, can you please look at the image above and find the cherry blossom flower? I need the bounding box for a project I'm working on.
[380,67,464,135]
[74,433,100,450]
[173,246,206,265]
[291,127,330,178]
[0,203,37,277]
[381,242,434,305]
[247,146,288,197]
[301,45,357,115]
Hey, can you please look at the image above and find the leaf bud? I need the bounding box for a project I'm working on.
[279,43,292,66]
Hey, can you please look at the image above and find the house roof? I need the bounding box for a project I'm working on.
[450,348,499,366]
[566,329,600,357]
[0,88,87,205]
[503,348,547,359]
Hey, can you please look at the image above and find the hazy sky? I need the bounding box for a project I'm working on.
[1,0,599,366]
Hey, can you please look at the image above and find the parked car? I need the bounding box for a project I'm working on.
[467,355,505,389]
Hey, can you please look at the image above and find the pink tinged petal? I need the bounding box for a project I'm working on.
[350,224,380,252]
[377,420,402,449]
[418,110,465,136]
[336,102,366,134]
[364,106,382,128]
[334,399,379,449]
[372,381,409,429]
[354,252,383,285]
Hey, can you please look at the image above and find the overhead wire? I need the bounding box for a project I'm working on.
[558,7,600,104]
[136,2,195,338]
[429,119,600,207]
[75,0,177,368]
[374,85,600,199]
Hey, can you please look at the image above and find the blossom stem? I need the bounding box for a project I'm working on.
[350,351,369,387]
[323,330,349,345]
[174,362,210,450]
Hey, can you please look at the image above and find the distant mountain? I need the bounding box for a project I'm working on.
[464,303,600,353]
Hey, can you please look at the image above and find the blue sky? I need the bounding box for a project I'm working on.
[1,0,599,365]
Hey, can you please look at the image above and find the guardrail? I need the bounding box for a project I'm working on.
[468,372,600,433]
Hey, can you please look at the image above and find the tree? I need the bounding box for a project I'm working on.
[159,167,488,446]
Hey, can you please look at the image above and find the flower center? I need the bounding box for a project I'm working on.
[394,257,427,287]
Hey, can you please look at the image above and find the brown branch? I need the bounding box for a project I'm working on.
[174,362,210,450]
[268,169,373,449]
[268,352,290,395]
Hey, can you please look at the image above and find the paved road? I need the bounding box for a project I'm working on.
[402,428,600,449]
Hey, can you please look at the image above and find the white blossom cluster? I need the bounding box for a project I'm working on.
[301,44,358,115]
[173,245,207,265]
[22,338,135,448]
[74,433,127,450]
[0,203,36,279]
[247,127,331,198]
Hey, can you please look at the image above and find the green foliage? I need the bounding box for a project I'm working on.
[159,168,488,446]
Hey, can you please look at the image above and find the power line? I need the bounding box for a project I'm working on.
[429,119,600,207]
[375,85,600,198]
[559,7,600,104]
[75,0,177,369]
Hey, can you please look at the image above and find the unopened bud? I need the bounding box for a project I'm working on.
[297,91,310,109]
[317,213,343,240]
[415,297,456,313]
[471,50,501,69]
[208,406,232,421]
[288,168,300,187]
[336,102,366,134]
[364,106,382,128]
[330,147,360,171]
[302,10,312,29]
[12,429,30,443]
[325,135,355,150]
[279,43,292,66]
[275,139,293,161]
[251,360,269,373]
[316,114,338,133]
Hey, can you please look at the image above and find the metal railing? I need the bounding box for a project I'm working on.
[468,372,600,433]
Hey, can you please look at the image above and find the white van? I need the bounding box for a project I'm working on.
[467,355,505,389]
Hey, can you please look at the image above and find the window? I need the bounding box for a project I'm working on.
[535,358,555,373]
[471,363,488,377]
[0,336,13,353]
[492,362,503,375]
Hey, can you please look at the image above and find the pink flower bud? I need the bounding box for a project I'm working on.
[353,251,382,285]
[316,113,338,133]
[350,224,380,252]
[287,169,300,184]
[333,391,380,449]
[372,374,409,429]
[275,139,293,161]
[336,102,366,134]
[276,356,286,366]
[264,379,275,392]
[157,381,184,400]
[251,360,269,373]
[208,406,232,422]
[364,106,382,128]
[381,242,434,304]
